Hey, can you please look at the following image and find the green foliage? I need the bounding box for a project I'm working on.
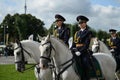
[70,23,79,37]
[0,64,36,80]
[117,31,120,37]
[0,13,47,42]
[97,30,109,40]
[48,22,55,34]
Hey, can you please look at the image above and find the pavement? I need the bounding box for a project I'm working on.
[0,56,35,64]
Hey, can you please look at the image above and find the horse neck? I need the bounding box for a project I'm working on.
[50,38,72,65]
[22,40,40,63]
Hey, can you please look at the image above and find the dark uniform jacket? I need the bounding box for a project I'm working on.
[71,28,92,52]
[71,27,92,80]
[53,24,70,45]
[108,37,120,56]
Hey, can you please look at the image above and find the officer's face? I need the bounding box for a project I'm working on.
[79,22,87,29]
[111,33,116,37]
[55,20,63,27]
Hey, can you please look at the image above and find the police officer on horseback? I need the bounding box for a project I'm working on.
[71,15,92,80]
[53,14,70,46]
[108,29,120,71]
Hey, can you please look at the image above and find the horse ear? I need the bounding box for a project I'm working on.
[28,34,33,40]
[68,37,73,49]
[15,39,20,44]
[45,34,50,41]
[37,34,42,41]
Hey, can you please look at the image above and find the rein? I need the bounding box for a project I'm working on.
[56,57,74,80]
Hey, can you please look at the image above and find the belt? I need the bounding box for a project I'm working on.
[76,43,84,47]
[110,46,116,49]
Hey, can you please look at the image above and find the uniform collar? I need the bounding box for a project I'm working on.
[80,28,86,31]
[112,37,116,39]
[58,27,61,29]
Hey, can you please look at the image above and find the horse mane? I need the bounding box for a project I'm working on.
[21,39,40,45]
[99,40,111,53]
[50,36,69,49]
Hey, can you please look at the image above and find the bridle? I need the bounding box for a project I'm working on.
[14,42,32,63]
[40,41,56,62]
[93,40,100,52]
[14,41,36,72]
[39,41,74,80]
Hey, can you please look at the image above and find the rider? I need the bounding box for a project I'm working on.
[107,29,120,71]
[53,14,70,46]
[71,15,92,80]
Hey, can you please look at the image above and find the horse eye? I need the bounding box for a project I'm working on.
[46,48,49,52]
[16,51,21,55]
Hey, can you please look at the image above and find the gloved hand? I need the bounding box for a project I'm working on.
[110,49,114,52]
[70,48,78,53]
[75,51,81,56]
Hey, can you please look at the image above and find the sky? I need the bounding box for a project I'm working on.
[0,0,120,32]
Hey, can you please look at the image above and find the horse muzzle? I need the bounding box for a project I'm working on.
[15,62,25,72]
[39,60,49,70]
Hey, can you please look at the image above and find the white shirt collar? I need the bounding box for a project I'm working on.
[80,28,85,31]
[112,37,116,39]
[58,27,61,29]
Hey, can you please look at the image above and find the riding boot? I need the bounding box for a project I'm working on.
[81,69,90,80]
[84,69,90,80]
[81,58,90,80]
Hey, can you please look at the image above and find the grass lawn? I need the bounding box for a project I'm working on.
[0,64,36,80]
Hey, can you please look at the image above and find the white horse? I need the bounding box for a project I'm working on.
[13,39,53,80]
[39,35,116,80]
[92,37,111,54]
[92,38,120,80]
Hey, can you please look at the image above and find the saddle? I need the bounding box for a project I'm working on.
[73,56,105,79]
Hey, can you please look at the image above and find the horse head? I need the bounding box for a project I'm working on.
[92,37,111,54]
[14,39,41,72]
[92,37,100,53]
[39,34,80,80]
[14,40,28,72]
[39,34,54,69]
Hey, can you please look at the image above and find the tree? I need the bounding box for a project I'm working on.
[0,13,47,42]
[70,23,79,37]
[48,22,55,34]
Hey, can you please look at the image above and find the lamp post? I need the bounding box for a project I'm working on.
[1,25,8,56]
[1,25,8,45]
[6,26,9,45]
[1,25,5,45]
